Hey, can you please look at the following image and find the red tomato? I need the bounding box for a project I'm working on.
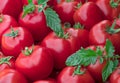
[96,0,120,20]
[41,32,73,70]
[0,0,22,20]
[89,20,120,54]
[0,56,15,72]
[33,79,56,83]
[54,1,78,25]
[0,69,28,83]
[15,45,54,81]
[73,2,105,30]
[109,66,120,83]
[65,27,89,52]
[85,45,106,82]
[57,66,95,83]
[0,14,18,45]
[1,27,34,58]
[19,9,51,42]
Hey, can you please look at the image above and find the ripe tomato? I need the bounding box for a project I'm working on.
[0,0,22,20]
[54,1,78,25]
[73,2,105,30]
[89,20,120,54]
[19,8,51,42]
[57,66,95,83]
[0,14,18,45]
[1,26,34,58]
[15,45,54,81]
[86,45,106,82]
[41,32,73,70]
[64,27,89,52]
[96,0,120,20]
[0,69,28,83]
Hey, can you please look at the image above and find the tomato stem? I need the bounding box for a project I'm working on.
[73,22,84,29]
[4,27,19,38]
[110,0,120,8]
[0,56,13,66]
[106,20,120,34]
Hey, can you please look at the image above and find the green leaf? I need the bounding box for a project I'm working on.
[66,48,98,67]
[38,0,48,5]
[113,60,119,70]
[44,8,64,37]
[99,57,104,64]
[22,3,35,18]
[28,0,32,3]
[105,39,115,57]
[96,46,103,56]
[102,60,117,82]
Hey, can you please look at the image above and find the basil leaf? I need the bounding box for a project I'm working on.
[105,39,114,57]
[38,0,48,5]
[44,8,64,37]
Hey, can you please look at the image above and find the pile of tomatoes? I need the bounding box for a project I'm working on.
[0,0,120,83]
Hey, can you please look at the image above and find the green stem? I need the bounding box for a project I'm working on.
[22,45,34,56]
[110,0,120,8]
[5,27,19,38]
[106,20,120,34]
[0,56,13,66]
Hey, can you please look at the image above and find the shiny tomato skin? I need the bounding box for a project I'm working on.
[0,69,28,83]
[15,45,54,81]
[89,20,120,54]
[54,1,78,25]
[19,10,51,42]
[0,0,22,20]
[41,32,72,70]
[1,27,34,58]
[96,0,120,20]
[0,15,18,45]
[57,66,95,83]
[73,2,105,30]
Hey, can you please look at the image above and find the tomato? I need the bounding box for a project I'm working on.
[54,1,78,25]
[96,0,120,20]
[19,8,51,42]
[41,32,73,70]
[64,27,89,52]
[0,14,18,45]
[15,45,54,81]
[0,0,22,20]
[86,45,106,82]
[89,20,120,54]
[73,2,106,30]
[57,66,95,83]
[0,69,28,83]
[1,26,34,58]
[0,56,15,72]
[33,79,56,83]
